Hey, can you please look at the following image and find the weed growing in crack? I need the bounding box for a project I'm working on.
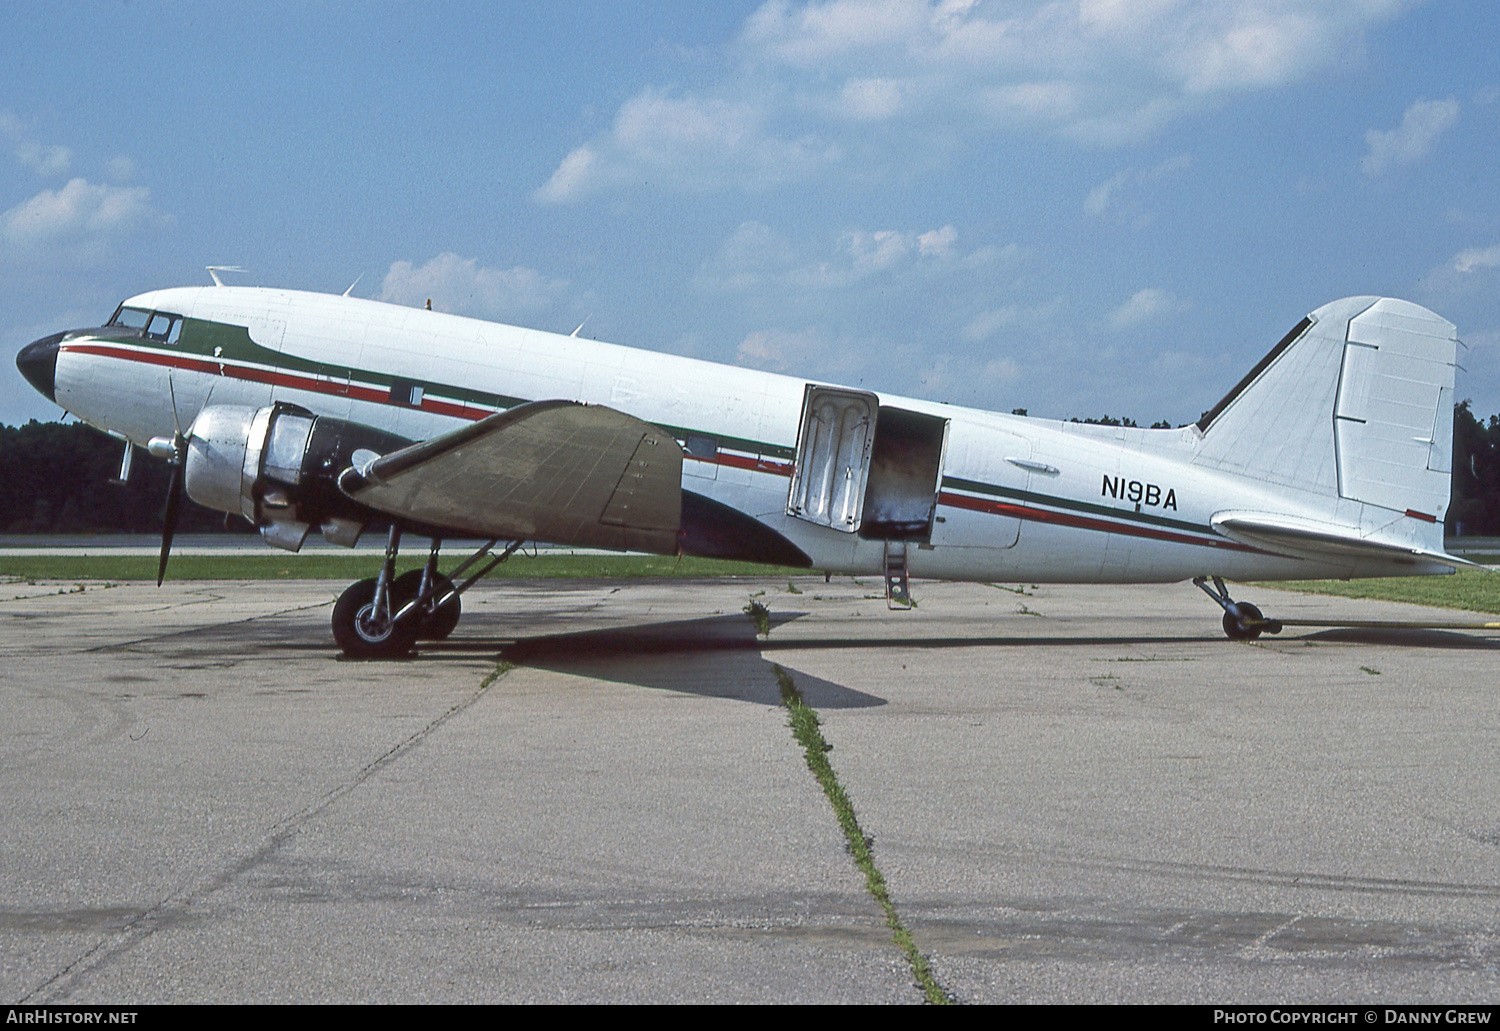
[774,664,950,1005]
[743,599,771,637]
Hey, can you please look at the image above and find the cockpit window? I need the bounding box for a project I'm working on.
[107,305,182,344]
[109,306,151,331]
[145,312,181,343]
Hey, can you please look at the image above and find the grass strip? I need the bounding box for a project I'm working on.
[1254,568,1500,615]
[0,553,813,583]
[773,664,950,1005]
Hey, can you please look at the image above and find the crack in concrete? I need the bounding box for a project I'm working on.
[18,659,508,1003]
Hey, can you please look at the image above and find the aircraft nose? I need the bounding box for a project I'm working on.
[16,331,64,403]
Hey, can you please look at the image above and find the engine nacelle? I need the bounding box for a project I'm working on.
[184,403,413,551]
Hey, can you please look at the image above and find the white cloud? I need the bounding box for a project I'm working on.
[15,141,71,176]
[1108,287,1179,329]
[1085,155,1192,218]
[0,178,161,249]
[983,356,1021,383]
[961,299,1059,342]
[539,2,1410,200]
[917,224,957,257]
[836,77,905,120]
[380,253,569,319]
[743,0,1410,139]
[1361,98,1459,177]
[847,228,912,273]
[1451,245,1500,274]
[0,111,72,175]
[736,327,831,372]
[962,306,1018,342]
[1421,243,1500,300]
[695,221,801,292]
[699,221,965,293]
[534,146,599,204]
[1085,171,1128,216]
[535,88,842,203]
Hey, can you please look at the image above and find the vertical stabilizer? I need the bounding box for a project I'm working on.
[1194,297,1458,525]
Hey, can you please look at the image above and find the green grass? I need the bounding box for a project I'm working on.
[0,553,813,582]
[1254,569,1500,614]
[775,665,950,1005]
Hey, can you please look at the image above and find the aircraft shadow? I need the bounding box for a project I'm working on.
[1295,627,1500,649]
[408,612,1500,662]
[423,611,885,709]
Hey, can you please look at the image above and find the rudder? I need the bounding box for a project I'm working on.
[1194,296,1459,523]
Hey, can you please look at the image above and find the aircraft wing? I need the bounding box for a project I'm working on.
[339,400,683,553]
[1210,511,1479,570]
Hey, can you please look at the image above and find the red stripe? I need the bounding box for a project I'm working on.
[714,452,794,477]
[70,342,803,473]
[1405,508,1437,523]
[64,343,487,421]
[937,490,1253,552]
[685,451,794,476]
[64,342,1243,551]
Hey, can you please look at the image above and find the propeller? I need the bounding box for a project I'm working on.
[149,377,189,586]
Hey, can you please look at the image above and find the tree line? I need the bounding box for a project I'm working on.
[0,420,226,535]
[1,408,1496,536]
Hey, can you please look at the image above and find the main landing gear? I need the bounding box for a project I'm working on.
[1194,576,1283,641]
[331,528,523,659]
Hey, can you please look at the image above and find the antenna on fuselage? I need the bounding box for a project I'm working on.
[206,266,247,287]
[343,273,364,297]
[571,314,592,338]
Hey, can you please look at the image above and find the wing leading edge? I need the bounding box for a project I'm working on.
[339,400,683,553]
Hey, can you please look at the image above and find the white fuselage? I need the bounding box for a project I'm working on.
[51,286,1447,584]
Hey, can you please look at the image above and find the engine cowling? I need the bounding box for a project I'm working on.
[183,403,413,551]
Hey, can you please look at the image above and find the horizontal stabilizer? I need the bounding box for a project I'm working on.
[1211,511,1477,571]
[340,400,683,553]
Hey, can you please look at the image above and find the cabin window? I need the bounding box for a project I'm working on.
[684,435,718,460]
[389,378,424,407]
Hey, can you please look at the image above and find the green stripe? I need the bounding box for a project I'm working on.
[943,475,1212,537]
[100,319,800,462]
[655,423,795,461]
[174,318,531,411]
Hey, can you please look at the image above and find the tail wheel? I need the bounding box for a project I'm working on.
[1222,602,1264,641]
[392,569,462,640]
[332,577,420,659]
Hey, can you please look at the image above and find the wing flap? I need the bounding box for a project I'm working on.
[342,400,683,553]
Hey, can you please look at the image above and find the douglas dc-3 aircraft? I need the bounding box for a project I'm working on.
[15,281,1471,657]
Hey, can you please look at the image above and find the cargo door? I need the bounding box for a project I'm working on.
[787,386,877,532]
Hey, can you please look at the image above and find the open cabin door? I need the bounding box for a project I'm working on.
[787,386,948,542]
[787,387,876,532]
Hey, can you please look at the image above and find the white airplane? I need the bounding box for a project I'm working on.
[15,282,1470,656]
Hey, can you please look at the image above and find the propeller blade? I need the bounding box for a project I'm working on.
[157,373,192,586]
[157,442,186,587]
[167,373,183,444]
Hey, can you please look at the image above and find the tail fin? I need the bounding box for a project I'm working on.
[1193,297,1459,524]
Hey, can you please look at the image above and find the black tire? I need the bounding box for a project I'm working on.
[392,569,461,641]
[1222,602,1264,641]
[332,577,420,659]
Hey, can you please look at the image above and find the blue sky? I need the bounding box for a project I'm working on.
[2,0,1496,428]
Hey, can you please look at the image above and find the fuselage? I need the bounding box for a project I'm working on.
[24,285,1455,584]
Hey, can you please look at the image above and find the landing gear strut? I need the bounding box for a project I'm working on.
[1194,576,1283,641]
[392,538,460,640]
[331,532,524,658]
[332,526,420,659]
